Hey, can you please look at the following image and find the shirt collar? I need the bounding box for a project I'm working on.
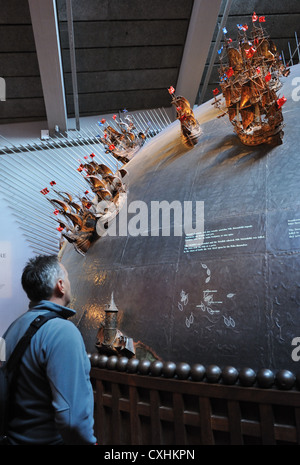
[28,300,76,319]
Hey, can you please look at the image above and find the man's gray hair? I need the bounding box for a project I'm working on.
[21,255,65,303]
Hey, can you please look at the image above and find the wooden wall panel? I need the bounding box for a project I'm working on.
[0,0,46,124]
[64,68,178,94]
[227,0,300,15]
[0,26,36,52]
[61,46,183,73]
[0,98,46,123]
[56,0,194,21]
[59,20,191,48]
[0,0,299,123]
[90,363,300,446]
[0,53,40,76]
[0,0,32,24]
[66,88,171,116]
[57,0,193,117]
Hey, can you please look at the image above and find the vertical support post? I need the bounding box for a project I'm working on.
[0,78,6,101]
[288,42,294,66]
[197,0,232,104]
[175,0,222,107]
[66,0,80,130]
[28,0,68,135]
[294,32,300,63]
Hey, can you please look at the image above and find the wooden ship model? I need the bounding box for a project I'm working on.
[213,13,290,146]
[41,158,127,255]
[168,86,202,146]
[99,114,148,163]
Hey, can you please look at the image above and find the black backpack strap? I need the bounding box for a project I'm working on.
[5,312,59,373]
[1,312,61,442]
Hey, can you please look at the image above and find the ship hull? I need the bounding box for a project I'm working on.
[111,145,141,163]
[233,106,284,146]
[181,124,202,147]
[234,124,284,146]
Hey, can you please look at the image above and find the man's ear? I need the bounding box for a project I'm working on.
[55,278,65,296]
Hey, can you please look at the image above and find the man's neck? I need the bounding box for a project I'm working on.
[49,296,69,307]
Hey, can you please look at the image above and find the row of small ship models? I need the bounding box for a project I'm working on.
[39,86,200,255]
[40,13,290,256]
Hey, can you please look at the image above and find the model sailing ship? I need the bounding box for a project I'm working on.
[213,13,289,146]
[41,159,127,255]
[99,113,149,163]
[168,86,202,146]
[40,112,151,255]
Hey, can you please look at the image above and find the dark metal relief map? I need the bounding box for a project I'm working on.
[61,23,300,372]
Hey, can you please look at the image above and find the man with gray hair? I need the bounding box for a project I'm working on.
[2,255,97,445]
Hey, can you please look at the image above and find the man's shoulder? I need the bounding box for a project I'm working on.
[33,316,86,362]
[39,315,80,337]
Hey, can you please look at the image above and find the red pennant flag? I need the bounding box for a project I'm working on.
[101,118,106,124]
[109,144,116,151]
[90,153,95,158]
[77,164,84,172]
[56,226,64,232]
[259,16,266,22]
[112,114,117,120]
[40,188,49,195]
[213,88,220,96]
[265,71,272,82]
[277,96,287,108]
[226,67,234,77]
[50,180,56,186]
[85,190,89,195]
[245,46,256,59]
[53,209,59,215]
[168,86,175,95]
[252,12,258,22]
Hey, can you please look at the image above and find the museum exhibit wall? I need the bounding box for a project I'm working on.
[1,66,300,372]
[61,64,300,373]
[0,194,33,334]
